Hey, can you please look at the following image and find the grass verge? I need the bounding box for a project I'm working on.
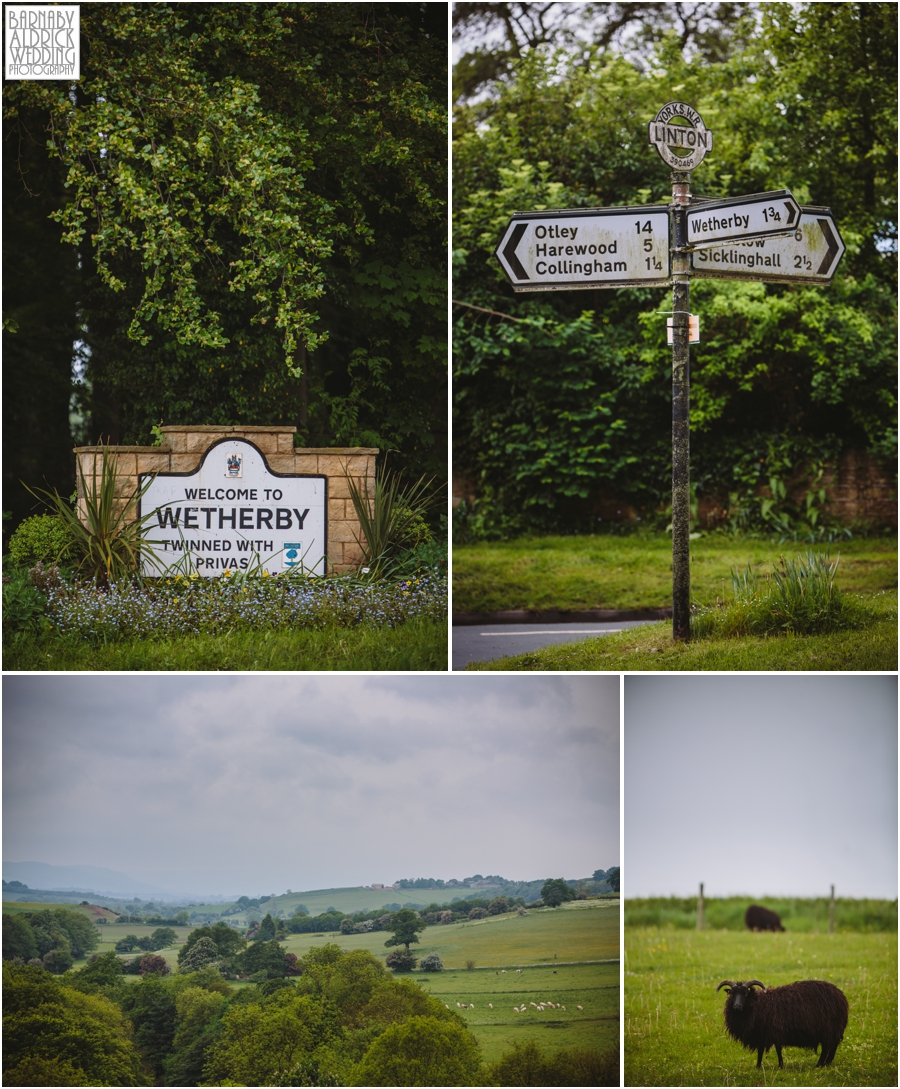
[465,592,896,671]
[453,534,897,614]
[625,926,897,1086]
[3,617,447,671]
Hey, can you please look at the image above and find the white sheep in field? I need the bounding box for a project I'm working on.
[516,968,522,973]
[530,1002,537,1008]
[501,969,506,973]
[488,1003,493,1009]
[456,1002,461,1008]
[576,1005,583,1010]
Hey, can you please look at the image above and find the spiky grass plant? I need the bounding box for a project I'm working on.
[691,549,863,638]
[344,460,441,578]
[26,446,163,587]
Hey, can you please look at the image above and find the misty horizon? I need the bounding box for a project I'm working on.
[3,675,619,898]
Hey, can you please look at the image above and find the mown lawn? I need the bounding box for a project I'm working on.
[3,617,447,671]
[453,534,897,614]
[625,927,897,1087]
[466,591,897,671]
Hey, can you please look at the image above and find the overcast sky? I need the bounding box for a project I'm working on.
[624,676,897,899]
[3,675,619,899]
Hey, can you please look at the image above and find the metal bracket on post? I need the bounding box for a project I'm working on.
[670,170,692,640]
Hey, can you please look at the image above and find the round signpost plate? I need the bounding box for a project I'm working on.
[648,101,713,171]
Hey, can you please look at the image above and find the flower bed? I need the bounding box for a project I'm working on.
[43,572,447,641]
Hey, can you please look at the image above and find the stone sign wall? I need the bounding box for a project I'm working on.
[74,426,377,575]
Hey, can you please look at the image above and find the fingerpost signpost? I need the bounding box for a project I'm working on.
[494,100,845,640]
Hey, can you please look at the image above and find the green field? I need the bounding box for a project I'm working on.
[284,900,620,1063]
[453,535,897,614]
[1,901,93,916]
[625,927,897,1086]
[416,962,618,1062]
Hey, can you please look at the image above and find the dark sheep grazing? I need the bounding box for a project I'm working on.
[716,979,849,1069]
[745,904,785,932]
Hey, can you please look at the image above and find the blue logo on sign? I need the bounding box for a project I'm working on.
[283,543,302,568]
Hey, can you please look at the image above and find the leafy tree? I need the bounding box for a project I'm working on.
[201,990,342,1087]
[607,867,621,893]
[468,907,488,920]
[27,908,98,960]
[72,951,125,989]
[3,963,146,1086]
[593,869,607,882]
[488,896,510,915]
[541,879,576,908]
[162,986,228,1088]
[4,2,447,518]
[384,908,426,951]
[256,913,276,942]
[41,946,74,974]
[138,954,171,976]
[179,936,220,974]
[148,927,178,950]
[177,922,245,968]
[116,934,141,953]
[452,2,753,102]
[350,1015,482,1086]
[120,974,178,1079]
[419,953,444,972]
[3,913,39,961]
[239,939,287,980]
[175,912,190,926]
[385,948,418,972]
[484,1039,619,1087]
[453,6,897,537]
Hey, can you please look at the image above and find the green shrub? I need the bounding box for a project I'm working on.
[8,514,73,567]
[419,953,444,972]
[2,569,48,635]
[692,550,864,638]
[385,949,417,972]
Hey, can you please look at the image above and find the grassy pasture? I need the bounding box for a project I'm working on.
[415,962,619,1062]
[286,900,620,1063]
[625,927,897,1086]
[2,900,91,915]
[281,900,619,968]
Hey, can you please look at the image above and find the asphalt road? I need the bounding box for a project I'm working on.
[452,620,657,670]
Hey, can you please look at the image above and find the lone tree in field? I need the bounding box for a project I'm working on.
[541,879,576,908]
[384,909,426,952]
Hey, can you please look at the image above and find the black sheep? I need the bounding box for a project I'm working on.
[716,979,849,1069]
[745,904,785,932]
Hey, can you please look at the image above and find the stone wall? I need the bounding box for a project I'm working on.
[453,450,896,528]
[74,426,378,574]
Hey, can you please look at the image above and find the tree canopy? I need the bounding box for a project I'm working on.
[453,2,897,538]
[384,908,427,950]
[3,2,447,530]
[541,878,576,908]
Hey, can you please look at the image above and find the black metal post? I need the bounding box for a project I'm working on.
[670,172,691,640]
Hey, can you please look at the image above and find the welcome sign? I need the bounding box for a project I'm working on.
[138,439,327,576]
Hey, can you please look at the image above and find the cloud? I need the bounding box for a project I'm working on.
[3,676,619,897]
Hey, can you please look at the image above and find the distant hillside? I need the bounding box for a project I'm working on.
[3,862,180,899]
